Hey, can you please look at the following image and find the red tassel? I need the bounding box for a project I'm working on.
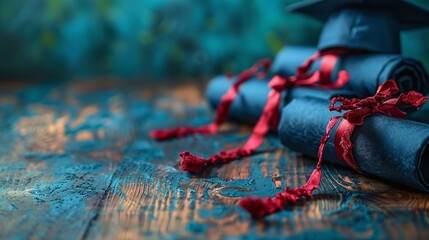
[179,151,209,173]
[238,168,321,218]
[237,109,330,218]
[238,198,271,218]
[180,148,253,173]
[236,98,332,218]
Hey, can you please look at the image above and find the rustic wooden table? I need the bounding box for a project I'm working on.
[1,79,428,239]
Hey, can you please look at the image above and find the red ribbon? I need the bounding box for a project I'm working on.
[149,58,272,140]
[180,49,351,173]
[239,80,427,218]
[326,79,428,172]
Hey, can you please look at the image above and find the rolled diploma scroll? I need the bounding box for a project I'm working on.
[206,76,353,124]
[207,45,428,123]
[273,46,429,97]
[278,97,429,191]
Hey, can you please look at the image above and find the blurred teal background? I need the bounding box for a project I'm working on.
[1,0,428,81]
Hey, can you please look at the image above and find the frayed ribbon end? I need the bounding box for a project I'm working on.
[238,197,271,219]
[179,151,209,173]
[149,129,173,141]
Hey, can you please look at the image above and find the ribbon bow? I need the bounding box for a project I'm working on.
[330,79,427,125]
[324,80,427,171]
[239,80,427,218]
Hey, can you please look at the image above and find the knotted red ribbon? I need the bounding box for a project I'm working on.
[180,49,351,173]
[325,79,427,172]
[149,58,272,140]
[239,80,427,218]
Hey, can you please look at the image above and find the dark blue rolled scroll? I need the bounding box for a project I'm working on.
[206,76,354,124]
[207,44,429,124]
[206,46,355,124]
[278,98,429,192]
[273,46,429,97]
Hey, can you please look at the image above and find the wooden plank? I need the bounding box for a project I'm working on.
[1,79,429,239]
[0,80,141,239]
[85,81,429,239]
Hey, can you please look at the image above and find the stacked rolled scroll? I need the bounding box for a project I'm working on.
[206,46,429,191]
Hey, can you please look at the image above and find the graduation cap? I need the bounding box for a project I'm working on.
[289,0,429,54]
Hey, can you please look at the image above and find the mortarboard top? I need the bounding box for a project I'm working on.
[288,0,429,54]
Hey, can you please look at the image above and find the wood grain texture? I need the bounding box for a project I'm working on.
[0,79,428,239]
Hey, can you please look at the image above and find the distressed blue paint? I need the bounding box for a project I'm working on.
[0,80,428,239]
